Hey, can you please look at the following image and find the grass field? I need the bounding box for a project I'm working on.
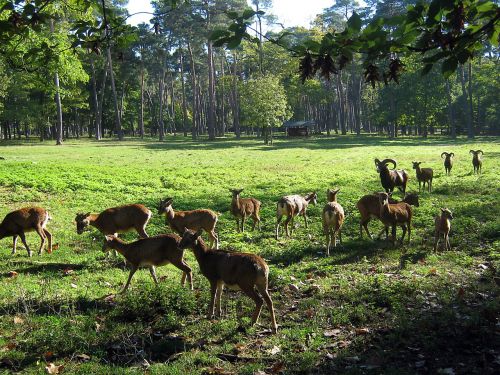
[0,135,498,374]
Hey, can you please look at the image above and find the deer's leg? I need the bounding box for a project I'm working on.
[407,224,411,244]
[35,226,46,255]
[120,267,138,293]
[256,283,277,334]
[446,234,451,251]
[391,225,397,245]
[325,229,331,256]
[275,216,282,239]
[400,225,407,244]
[214,281,224,318]
[173,257,193,290]
[303,213,308,228]
[241,214,246,233]
[19,233,32,257]
[210,230,219,250]
[12,235,18,255]
[434,233,440,252]
[136,226,149,238]
[284,216,291,237]
[208,281,217,319]
[240,284,263,326]
[235,218,240,232]
[149,266,159,285]
[43,229,53,253]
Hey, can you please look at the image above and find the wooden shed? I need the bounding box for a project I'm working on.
[283,121,316,137]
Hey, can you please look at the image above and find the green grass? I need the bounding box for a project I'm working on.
[0,135,498,374]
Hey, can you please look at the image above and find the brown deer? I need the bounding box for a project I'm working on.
[412,162,433,192]
[275,192,317,239]
[470,150,483,174]
[441,152,454,175]
[378,192,413,246]
[158,198,219,249]
[322,189,344,255]
[434,208,454,251]
[230,189,261,232]
[374,158,409,195]
[0,207,52,257]
[179,229,278,333]
[102,234,193,293]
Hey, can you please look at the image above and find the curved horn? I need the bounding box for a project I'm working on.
[374,158,381,167]
[477,150,483,155]
[380,158,397,169]
[469,150,475,155]
[441,152,449,159]
[450,152,454,157]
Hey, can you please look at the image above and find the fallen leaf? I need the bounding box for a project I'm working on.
[338,340,351,348]
[62,269,74,276]
[44,351,54,360]
[269,361,285,374]
[13,316,24,324]
[478,264,488,270]
[325,352,336,360]
[75,353,90,362]
[288,284,299,292]
[305,308,315,318]
[45,363,64,374]
[355,328,370,335]
[323,329,341,337]
[52,243,60,251]
[254,371,268,375]
[268,345,280,355]
[70,283,77,289]
[426,268,438,276]
[7,271,18,278]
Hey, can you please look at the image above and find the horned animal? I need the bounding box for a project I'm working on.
[322,189,344,255]
[434,208,454,251]
[102,234,193,293]
[158,198,219,249]
[357,192,419,239]
[275,192,317,239]
[179,229,277,333]
[230,189,261,232]
[412,162,433,192]
[378,192,413,245]
[374,158,409,195]
[0,207,52,257]
[441,152,454,175]
[470,150,483,174]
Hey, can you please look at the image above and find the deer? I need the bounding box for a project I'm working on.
[441,152,454,175]
[378,192,413,246]
[434,208,454,251]
[470,150,483,174]
[229,189,261,232]
[158,198,219,249]
[374,158,409,196]
[357,192,419,240]
[275,192,317,239]
[322,189,345,255]
[412,162,434,192]
[102,234,193,293]
[0,207,52,257]
[178,229,278,334]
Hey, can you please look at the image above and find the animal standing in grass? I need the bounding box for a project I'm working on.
[441,152,454,175]
[322,189,345,255]
[102,234,193,293]
[374,158,409,195]
[357,192,419,239]
[0,207,52,257]
[179,229,278,334]
[229,189,261,232]
[275,192,317,239]
[470,150,484,174]
[158,198,219,249]
[434,208,454,251]
[378,192,413,246]
[412,162,433,192]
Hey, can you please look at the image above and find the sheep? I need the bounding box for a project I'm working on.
[322,189,345,255]
[357,192,419,239]
[378,192,413,245]
[178,229,277,333]
[0,207,52,257]
[470,150,483,174]
[275,192,317,239]
[441,152,454,175]
[412,162,434,192]
[229,189,261,232]
[158,198,219,249]
[374,158,409,195]
[102,234,193,293]
[434,208,454,251]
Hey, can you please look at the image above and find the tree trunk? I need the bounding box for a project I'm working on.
[97,68,108,139]
[179,48,188,137]
[139,59,145,138]
[467,62,474,139]
[445,79,456,138]
[158,68,165,141]
[207,40,216,140]
[106,45,123,140]
[50,20,63,145]
[89,55,102,140]
[459,64,474,139]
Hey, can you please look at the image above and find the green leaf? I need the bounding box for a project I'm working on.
[347,12,362,32]
[441,56,458,78]
[209,29,230,41]
[421,64,434,76]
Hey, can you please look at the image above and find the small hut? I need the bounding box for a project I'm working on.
[283,121,316,137]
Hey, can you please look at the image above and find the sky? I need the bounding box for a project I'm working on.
[126,0,335,28]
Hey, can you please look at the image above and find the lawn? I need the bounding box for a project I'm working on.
[0,135,498,374]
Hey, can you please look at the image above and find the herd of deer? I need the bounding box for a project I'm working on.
[0,150,484,333]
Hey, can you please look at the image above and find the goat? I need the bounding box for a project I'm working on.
[441,152,454,175]
[412,162,433,192]
[158,198,219,249]
[374,158,409,195]
[470,150,483,174]
[378,192,412,245]
[322,189,345,255]
[0,207,52,257]
[230,189,261,232]
[102,234,193,293]
[179,229,277,333]
[357,192,419,239]
[275,192,317,239]
[434,208,454,251]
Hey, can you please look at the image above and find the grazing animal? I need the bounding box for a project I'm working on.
[322,189,345,255]
[229,189,261,232]
[275,192,317,239]
[357,192,419,239]
[470,150,483,174]
[412,162,434,192]
[102,234,193,293]
[378,192,413,245]
[441,152,454,175]
[158,198,219,249]
[0,207,52,257]
[434,208,454,251]
[179,229,277,333]
[374,158,409,195]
